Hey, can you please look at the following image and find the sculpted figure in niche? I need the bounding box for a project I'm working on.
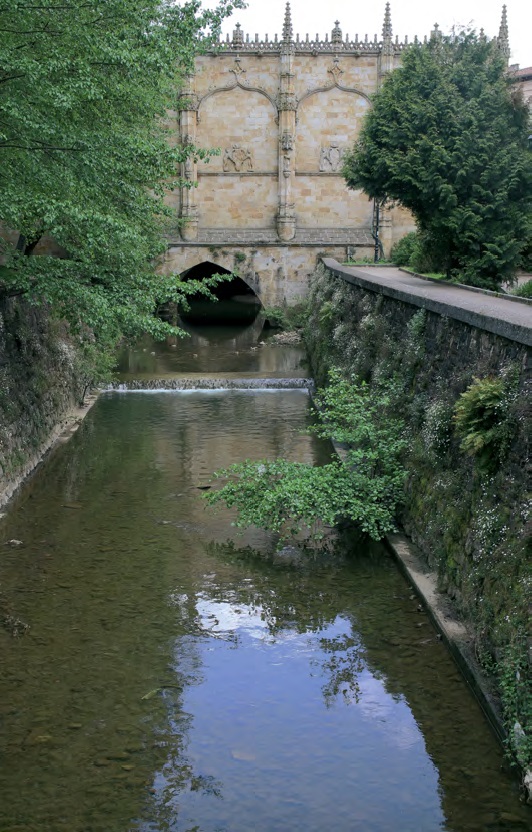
[319,142,344,172]
[223,144,253,172]
[281,131,294,151]
[183,134,194,178]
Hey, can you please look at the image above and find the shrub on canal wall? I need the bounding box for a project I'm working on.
[304,264,531,770]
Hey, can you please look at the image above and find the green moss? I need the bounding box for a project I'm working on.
[304,265,531,767]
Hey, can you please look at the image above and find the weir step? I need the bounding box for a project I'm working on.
[105,377,313,391]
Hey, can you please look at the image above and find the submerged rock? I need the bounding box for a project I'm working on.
[271,330,302,345]
[2,615,30,637]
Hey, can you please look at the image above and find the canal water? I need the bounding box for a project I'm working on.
[0,320,529,831]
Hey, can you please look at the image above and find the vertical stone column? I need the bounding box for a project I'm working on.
[378,208,393,258]
[178,74,199,241]
[276,3,297,242]
[376,3,394,257]
[378,2,394,81]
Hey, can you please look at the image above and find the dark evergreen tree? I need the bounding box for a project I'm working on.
[343,33,532,289]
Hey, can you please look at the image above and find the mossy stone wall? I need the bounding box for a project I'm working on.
[305,265,530,766]
[0,298,81,494]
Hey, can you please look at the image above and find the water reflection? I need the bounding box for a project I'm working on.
[0,379,529,829]
[140,531,527,831]
[116,319,308,381]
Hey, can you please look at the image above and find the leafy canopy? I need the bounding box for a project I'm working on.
[343,33,532,290]
[205,370,407,543]
[0,0,242,347]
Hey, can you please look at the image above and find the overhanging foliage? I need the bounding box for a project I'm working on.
[205,370,407,542]
[0,0,243,347]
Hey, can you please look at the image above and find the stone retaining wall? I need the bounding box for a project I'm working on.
[305,261,531,775]
[0,298,82,506]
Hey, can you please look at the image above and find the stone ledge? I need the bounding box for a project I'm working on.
[385,532,505,743]
[0,394,99,511]
[166,229,374,247]
[385,531,532,801]
[322,259,532,347]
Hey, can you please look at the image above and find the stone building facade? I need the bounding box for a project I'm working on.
[511,65,532,110]
[160,3,514,307]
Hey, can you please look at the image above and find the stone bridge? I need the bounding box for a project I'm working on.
[160,3,416,307]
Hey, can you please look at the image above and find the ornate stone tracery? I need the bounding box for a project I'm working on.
[276,92,298,111]
[229,55,246,77]
[174,3,511,256]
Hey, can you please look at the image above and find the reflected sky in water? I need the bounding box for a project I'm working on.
[0,330,529,832]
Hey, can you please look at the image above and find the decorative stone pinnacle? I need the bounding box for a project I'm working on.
[498,5,510,61]
[232,22,244,46]
[332,20,342,44]
[382,3,392,40]
[282,3,293,42]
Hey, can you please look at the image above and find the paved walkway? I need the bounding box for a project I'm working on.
[322,260,532,347]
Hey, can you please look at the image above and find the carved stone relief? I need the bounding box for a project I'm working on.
[183,134,194,178]
[327,57,344,85]
[223,144,254,172]
[276,92,298,111]
[280,131,294,151]
[230,55,246,78]
[319,142,344,172]
[280,131,294,178]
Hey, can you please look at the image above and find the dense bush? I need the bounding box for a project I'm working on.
[512,280,532,299]
[390,233,418,267]
[391,231,442,274]
[453,375,517,472]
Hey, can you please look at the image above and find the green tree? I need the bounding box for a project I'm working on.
[0,0,241,350]
[343,33,532,290]
[206,370,407,542]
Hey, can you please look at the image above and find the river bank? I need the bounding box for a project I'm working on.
[304,261,531,787]
[1,337,530,828]
[1,295,530,819]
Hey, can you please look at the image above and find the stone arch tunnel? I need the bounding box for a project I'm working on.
[179,260,262,325]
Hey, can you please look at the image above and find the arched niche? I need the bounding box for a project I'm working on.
[197,87,278,174]
[296,87,370,172]
[195,88,279,229]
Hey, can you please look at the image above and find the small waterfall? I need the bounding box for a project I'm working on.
[105,377,313,392]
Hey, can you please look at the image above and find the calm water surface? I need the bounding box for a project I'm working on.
[0,326,529,832]
[116,319,308,381]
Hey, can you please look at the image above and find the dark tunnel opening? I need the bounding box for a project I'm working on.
[178,261,262,326]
